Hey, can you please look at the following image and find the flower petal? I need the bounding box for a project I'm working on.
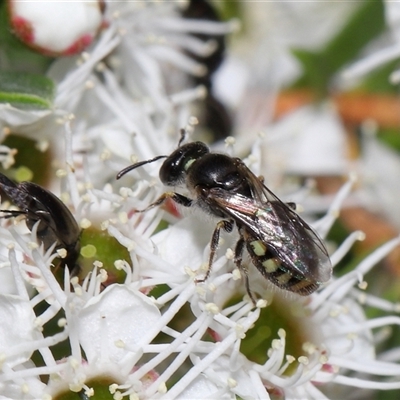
[77,285,161,364]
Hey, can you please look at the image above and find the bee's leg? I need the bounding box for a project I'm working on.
[136,192,193,212]
[0,209,27,219]
[78,388,90,400]
[234,237,257,305]
[196,219,233,283]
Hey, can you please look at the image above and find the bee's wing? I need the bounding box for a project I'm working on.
[0,175,58,249]
[207,166,331,284]
[0,175,80,270]
[0,173,31,209]
[18,182,81,250]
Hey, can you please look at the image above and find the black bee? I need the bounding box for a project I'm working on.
[117,137,332,303]
[0,173,81,273]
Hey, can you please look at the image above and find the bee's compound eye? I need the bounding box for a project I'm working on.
[159,142,209,186]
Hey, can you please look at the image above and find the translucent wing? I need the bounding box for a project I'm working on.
[205,160,331,284]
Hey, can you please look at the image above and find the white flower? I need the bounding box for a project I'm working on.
[4,176,400,399]
[110,163,400,399]
[0,105,61,144]
[1,2,235,189]
[234,2,361,89]
[47,282,163,397]
[8,0,105,56]
[212,1,362,143]
[45,2,235,189]
[2,2,400,400]
[246,104,348,201]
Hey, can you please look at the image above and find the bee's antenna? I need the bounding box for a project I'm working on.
[178,128,187,147]
[116,155,167,180]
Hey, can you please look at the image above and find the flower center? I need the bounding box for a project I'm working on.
[78,226,132,285]
[53,377,117,400]
[1,134,52,186]
[240,292,319,374]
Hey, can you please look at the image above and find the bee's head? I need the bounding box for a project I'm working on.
[159,142,209,186]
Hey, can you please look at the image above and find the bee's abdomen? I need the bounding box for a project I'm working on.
[246,238,319,295]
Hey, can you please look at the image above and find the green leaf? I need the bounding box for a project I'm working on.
[378,127,400,151]
[291,49,328,97]
[360,59,400,94]
[212,0,243,22]
[0,71,55,109]
[292,1,386,95]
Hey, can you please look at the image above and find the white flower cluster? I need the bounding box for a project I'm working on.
[1,2,400,400]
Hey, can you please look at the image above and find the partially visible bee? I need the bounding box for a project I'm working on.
[181,0,233,141]
[117,135,332,304]
[0,173,81,273]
